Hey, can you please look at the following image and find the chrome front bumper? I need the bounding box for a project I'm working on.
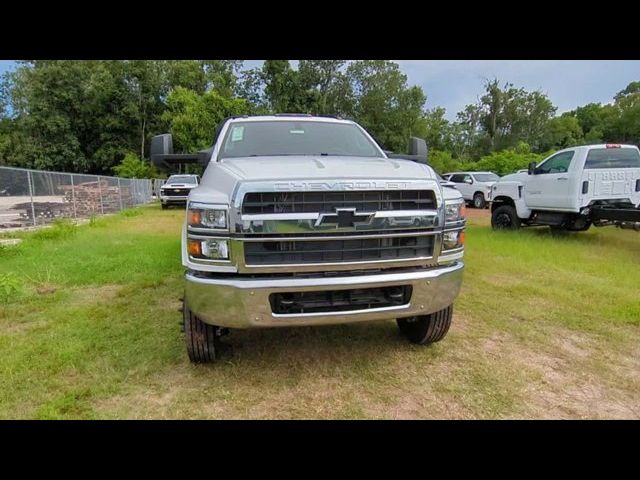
[184,262,464,328]
[161,195,189,203]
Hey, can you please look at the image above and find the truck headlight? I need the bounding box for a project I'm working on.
[188,203,228,230]
[444,200,465,223]
[443,230,465,250]
[187,238,229,260]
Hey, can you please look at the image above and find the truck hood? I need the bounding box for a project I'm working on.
[217,156,434,181]
[163,182,197,188]
[497,172,527,183]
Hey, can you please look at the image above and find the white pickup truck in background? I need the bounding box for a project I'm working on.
[490,144,640,232]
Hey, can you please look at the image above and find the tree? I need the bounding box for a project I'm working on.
[345,60,427,152]
[236,67,268,111]
[162,87,251,152]
[113,152,156,178]
[540,115,583,150]
[423,107,452,152]
[614,81,640,101]
[428,149,462,174]
[612,81,640,144]
[472,145,546,176]
[571,102,622,144]
[455,104,482,159]
[262,60,302,112]
[459,78,556,155]
[297,60,351,115]
[0,60,251,174]
[204,60,244,97]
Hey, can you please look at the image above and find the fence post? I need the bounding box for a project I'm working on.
[97,175,104,214]
[117,178,123,211]
[27,170,37,227]
[70,174,77,220]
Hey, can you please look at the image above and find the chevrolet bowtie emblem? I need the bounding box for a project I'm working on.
[315,208,374,228]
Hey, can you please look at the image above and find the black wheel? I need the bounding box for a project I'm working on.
[184,299,220,363]
[161,203,168,210]
[567,217,591,232]
[397,305,453,345]
[473,193,486,209]
[491,205,521,230]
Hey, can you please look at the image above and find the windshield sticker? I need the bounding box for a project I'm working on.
[230,126,244,142]
[289,129,305,135]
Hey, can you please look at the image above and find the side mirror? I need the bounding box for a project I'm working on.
[465,177,473,184]
[528,161,537,175]
[150,133,210,171]
[150,134,173,157]
[408,137,428,159]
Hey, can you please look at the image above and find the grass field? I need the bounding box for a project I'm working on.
[0,204,638,419]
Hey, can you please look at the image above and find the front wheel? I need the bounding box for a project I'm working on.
[491,205,521,230]
[184,299,220,363]
[161,203,168,210]
[397,305,453,345]
[473,193,486,209]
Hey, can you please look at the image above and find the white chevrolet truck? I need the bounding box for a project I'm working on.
[159,174,200,209]
[490,144,640,232]
[151,115,466,363]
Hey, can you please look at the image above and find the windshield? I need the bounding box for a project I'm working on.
[473,173,499,182]
[218,121,381,159]
[167,175,197,184]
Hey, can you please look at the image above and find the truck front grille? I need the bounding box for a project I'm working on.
[163,188,190,197]
[244,235,434,266]
[270,285,412,315]
[242,190,436,214]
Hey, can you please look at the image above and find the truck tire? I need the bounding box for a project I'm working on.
[161,203,168,210]
[184,299,220,363]
[397,305,453,345]
[491,205,521,230]
[473,193,486,209]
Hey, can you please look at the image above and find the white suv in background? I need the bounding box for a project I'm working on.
[443,171,500,208]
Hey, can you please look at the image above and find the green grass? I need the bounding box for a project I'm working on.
[0,205,638,419]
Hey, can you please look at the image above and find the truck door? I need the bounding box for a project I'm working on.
[524,151,577,210]
[449,174,472,200]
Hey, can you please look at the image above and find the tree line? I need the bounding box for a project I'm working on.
[1,60,639,178]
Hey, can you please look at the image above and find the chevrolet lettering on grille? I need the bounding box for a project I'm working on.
[315,208,374,228]
[274,181,409,191]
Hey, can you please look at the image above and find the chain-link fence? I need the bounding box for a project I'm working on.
[0,166,154,229]
[152,178,166,198]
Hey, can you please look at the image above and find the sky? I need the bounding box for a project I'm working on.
[2,60,639,120]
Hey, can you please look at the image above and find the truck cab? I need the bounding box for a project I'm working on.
[152,115,467,363]
[491,144,640,231]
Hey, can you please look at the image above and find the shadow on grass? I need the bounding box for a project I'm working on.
[208,320,430,374]
[525,224,640,251]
